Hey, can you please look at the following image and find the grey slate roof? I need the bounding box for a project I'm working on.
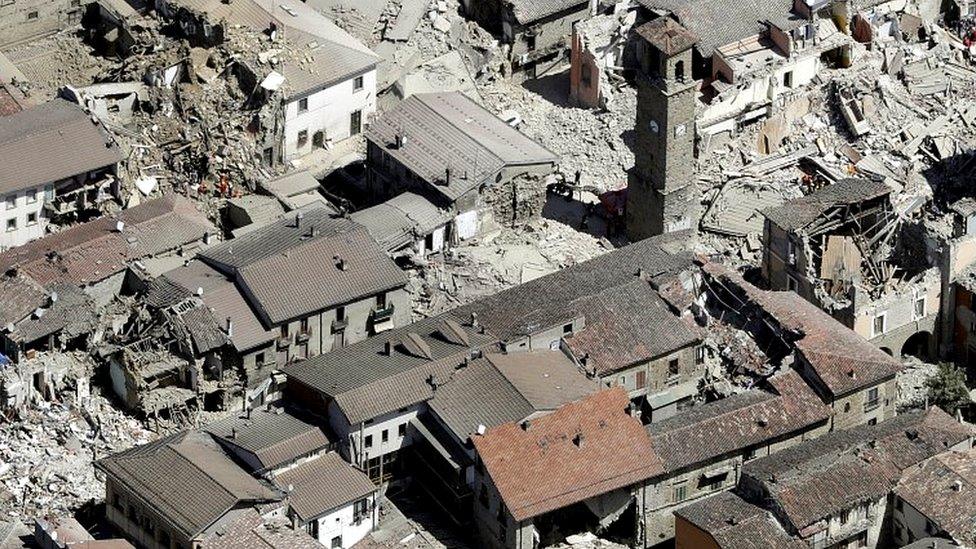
[9,284,97,344]
[96,430,281,540]
[0,98,122,195]
[0,274,46,328]
[274,452,376,522]
[452,232,694,343]
[366,92,558,203]
[350,192,451,252]
[637,0,778,56]
[285,313,499,424]
[675,492,806,549]
[760,178,891,232]
[427,351,598,441]
[206,407,332,473]
[200,208,407,325]
[168,0,378,99]
[646,371,829,473]
[506,0,589,25]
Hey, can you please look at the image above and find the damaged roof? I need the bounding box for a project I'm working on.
[0,194,215,287]
[505,0,589,25]
[703,263,903,397]
[452,231,694,343]
[7,284,97,345]
[274,452,376,522]
[366,92,558,203]
[206,407,332,474]
[895,448,976,548]
[168,0,378,99]
[635,17,699,55]
[761,178,892,232]
[350,192,451,252]
[0,98,122,195]
[285,313,499,424]
[427,351,599,441]
[472,388,663,522]
[200,208,407,325]
[675,491,806,549]
[645,370,830,473]
[96,430,281,541]
[637,0,774,56]
[742,407,974,532]
[0,274,47,328]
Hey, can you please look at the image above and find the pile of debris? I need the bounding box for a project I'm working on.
[896,356,940,411]
[0,391,154,523]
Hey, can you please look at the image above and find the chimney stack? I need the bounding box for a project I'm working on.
[226,317,234,338]
[385,340,393,356]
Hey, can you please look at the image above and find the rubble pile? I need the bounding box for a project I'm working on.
[897,356,940,410]
[3,31,119,100]
[0,392,154,523]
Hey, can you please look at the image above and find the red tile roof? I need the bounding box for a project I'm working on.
[472,388,663,522]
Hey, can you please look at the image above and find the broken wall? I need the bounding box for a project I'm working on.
[0,0,95,48]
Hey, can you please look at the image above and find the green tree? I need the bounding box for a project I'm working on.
[925,363,971,416]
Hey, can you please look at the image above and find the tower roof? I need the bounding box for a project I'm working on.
[636,17,699,55]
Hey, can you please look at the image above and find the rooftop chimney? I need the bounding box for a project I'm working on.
[295,212,304,228]
[952,480,963,492]
[385,340,394,356]
[226,317,234,338]
[573,432,584,447]
[115,220,125,233]
[470,312,479,328]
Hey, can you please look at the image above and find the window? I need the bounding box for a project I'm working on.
[398,422,407,437]
[668,359,680,377]
[281,324,290,338]
[840,509,850,524]
[353,76,364,91]
[298,97,308,113]
[381,429,389,443]
[5,195,15,210]
[300,318,309,333]
[331,536,342,549]
[527,34,536,51]
[787,275,799,292]
[350,110,363,135]
[563,323,573,335]
[783,70,794,88]
[865,387,880,411]
[376,293,387,310]
[27,11,38,19]
[872,313,887,336]
[297,129,309,148]
[672,482,687,503]
[5,219,16,232]
[336,306,346,322]
[696,346,706,365]
[913,296,926,319]
[743,448,757,461]
[44,186,54,201]
[26,212,37,226]
[787,239,797,265]
[364,435,373,449]
[263,147,275,166]
[618,375,626,387]
[675,59,685,81]
[26,190,36,204]
[635,370,646,389]
[305,519,318,537]
[255,352,266,366]
[867,417,878,426]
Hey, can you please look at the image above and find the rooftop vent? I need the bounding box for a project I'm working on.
[334,256,347,271]
[573,432,584,448]
[520,420,530,431]
[295,212,304,228]
[115,220,125,233]
[476,424,486,435]
[952,480,963,492]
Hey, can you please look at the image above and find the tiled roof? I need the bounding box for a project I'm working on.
[96,431,281,540]
[199,509,321,549]
[637,0,778,56]
[366,92,557,203]
[286,313,499,424]
[0,195,215,287]
[0,274,46,327]
[427,351,598,441]
[453,233,694,343]
[563,279,700,375]
[895,448,976,548]
[472,388,663,522]
[761,178,891,232]
[206,407,332,473]
[274,453,376,522]
[703,263,902,397]
[742,408,974,532]
[350,192,451,252]
[200,208,406,325]
[507,0,588,24]
[180,306,229,355]
[167,0,377,99]
[675,491,806,549]
[0,98,122,195]
[9,284,97,344]
[156,261,276,353]
[646,371,829,473]
[635,18,699,55]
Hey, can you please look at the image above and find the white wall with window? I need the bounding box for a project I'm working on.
[307,494,377,549]
[0,185,50,251]
[283,69,377,161]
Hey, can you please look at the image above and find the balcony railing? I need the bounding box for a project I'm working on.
[372,304,395,322]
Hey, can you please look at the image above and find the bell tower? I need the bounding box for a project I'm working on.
[626,18,699,241]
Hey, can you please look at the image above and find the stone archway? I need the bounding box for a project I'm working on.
[879,347,893,356]
[901,331,932,360]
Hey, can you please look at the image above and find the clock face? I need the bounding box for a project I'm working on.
[649,120,659,134]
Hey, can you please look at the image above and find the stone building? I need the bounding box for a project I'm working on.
[0,0,93,49]
[366,92,558,241]
[459,0,591,78]
[626,18,700,241]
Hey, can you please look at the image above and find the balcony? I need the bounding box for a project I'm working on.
[863,399,880,413]
[276,336,291,350]
[296,330,310,343]
[332,317,349,332]
[371,304,395,322]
